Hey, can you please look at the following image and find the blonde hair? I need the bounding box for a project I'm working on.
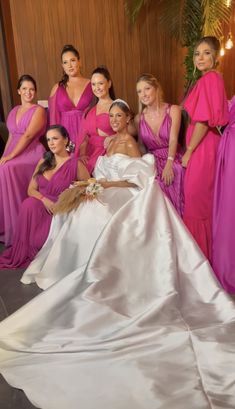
[136,73,164,113]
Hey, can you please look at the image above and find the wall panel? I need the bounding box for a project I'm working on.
[6,0,235,116]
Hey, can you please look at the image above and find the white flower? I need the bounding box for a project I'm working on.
[85,183,104,197]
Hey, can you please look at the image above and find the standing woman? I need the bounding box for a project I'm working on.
[135,73,184,216]
[75,66,115,173]
[49,44,93,151]
[0,74,47,246]
[182,36,228,261]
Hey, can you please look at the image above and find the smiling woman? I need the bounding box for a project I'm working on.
[182,36,229,261]
[75,66,116,173]
[0,74,47,246]
[48,45,93,151]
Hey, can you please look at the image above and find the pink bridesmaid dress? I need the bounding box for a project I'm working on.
[139,105,184,216]
[76,106,114,174]
[0,157,78,269]
[183,71,228,261]
[0,105,46,246]
[212,96,235,293]
[49,82,93,148]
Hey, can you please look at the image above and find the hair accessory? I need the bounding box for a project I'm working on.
[112,99,130,110]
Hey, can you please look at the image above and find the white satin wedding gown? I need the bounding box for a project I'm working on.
[0,153,235,409]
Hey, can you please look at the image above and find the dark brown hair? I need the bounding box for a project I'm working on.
[17,74,37,91]
[35,125,70,176]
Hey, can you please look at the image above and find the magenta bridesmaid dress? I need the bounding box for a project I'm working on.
[0,157,79,269]
[212,96,235,293]
[0,105,46,246]
[76,106,114,174]
[139,105,184,216]
[49,82,93,148]
[183,71,228,261]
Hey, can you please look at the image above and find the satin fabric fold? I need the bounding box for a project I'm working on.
[0,154,235,409]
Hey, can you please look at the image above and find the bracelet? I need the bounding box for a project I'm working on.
[167,156,174,161]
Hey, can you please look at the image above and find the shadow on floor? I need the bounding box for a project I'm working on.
[0,243,41,408]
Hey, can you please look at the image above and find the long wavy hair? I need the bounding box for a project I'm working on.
[59,44,80,88]
[85,66,116,118]
[34,125,70,176]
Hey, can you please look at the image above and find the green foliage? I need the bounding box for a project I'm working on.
[125,0,233,89]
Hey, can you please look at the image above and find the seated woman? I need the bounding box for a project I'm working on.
[75,65,115,173]
[22,98,150,287]
[0,125,89,268]
[135,73,184,216]
[49,44,93,151]
[0,101,235,409]
[0,74,47,246]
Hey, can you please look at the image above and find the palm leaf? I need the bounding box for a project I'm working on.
[125,0,150,23]
[202,0,232,37]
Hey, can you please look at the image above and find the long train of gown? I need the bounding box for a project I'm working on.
[212,96,235,293]
[0,154,235,409]
[0,105,46,245]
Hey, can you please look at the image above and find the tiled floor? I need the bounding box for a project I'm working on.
[0,243,41,409]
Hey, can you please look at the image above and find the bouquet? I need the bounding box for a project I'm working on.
[54,178,104,214]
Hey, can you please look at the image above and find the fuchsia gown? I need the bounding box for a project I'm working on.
[0,105,46,246]
[212,96,235,293]
[0,157,78,269]
[139,105,184,216]
[49,82,93,147]
[183,71,228,261]
[76,106,114,174]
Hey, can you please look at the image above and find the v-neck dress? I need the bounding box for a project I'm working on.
[0,104,47,246]
[0,157,78,268]
[48,82,93,148]
[139,106,184,216]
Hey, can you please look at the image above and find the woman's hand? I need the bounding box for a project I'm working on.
[0,155,13,165]
[181,150,192,168]
[41,197,55,214]
[161,161,174,186]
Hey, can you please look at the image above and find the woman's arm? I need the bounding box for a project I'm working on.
[99,180,137,189]
[182,121,208,168]
[77,160,90,180]
[0,106,46,164]
[162,105,181,185]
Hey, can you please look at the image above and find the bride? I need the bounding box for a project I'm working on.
[0,100,235,409]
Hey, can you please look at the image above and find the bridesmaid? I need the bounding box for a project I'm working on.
[135,73,184,216]
[182,36,228,261]
[0,125,89,269]
[212,96,235,293]
[0,74,47,246]
[49,44,93,151]
[76,66,116,174]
